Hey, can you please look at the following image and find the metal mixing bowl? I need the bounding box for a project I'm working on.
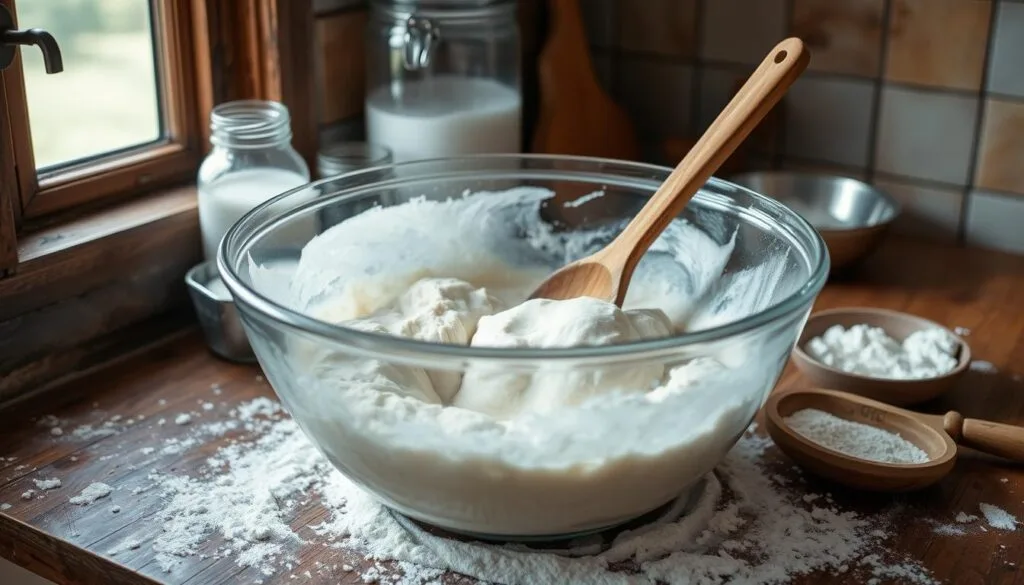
[729,172,900,271]
[218,155,829,537]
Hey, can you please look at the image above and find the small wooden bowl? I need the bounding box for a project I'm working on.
[765,389,957,492]
[791,307,970,406]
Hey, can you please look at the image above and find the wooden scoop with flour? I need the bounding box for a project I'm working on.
[530,38,809,305]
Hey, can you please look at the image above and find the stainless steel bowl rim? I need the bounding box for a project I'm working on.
[729,171,902,229]
[218,154,830,365]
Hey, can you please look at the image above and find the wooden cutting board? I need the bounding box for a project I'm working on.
[531,0,641,160]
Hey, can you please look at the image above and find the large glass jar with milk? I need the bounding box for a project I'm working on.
[197,100,311,261]
[366,0,521,163]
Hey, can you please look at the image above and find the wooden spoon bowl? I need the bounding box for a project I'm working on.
[765,388,1024,492]
[765,388,956,492]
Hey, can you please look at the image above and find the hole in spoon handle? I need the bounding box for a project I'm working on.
[774,50,787,63]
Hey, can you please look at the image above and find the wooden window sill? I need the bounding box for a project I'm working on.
[0,186,202,405]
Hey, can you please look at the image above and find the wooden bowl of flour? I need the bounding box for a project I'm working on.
[791,308,971,406]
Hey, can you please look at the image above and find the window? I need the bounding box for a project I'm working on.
[0,0,201,232]
[21,1,162,170]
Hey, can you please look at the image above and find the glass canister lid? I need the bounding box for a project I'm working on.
[373,0,516,71]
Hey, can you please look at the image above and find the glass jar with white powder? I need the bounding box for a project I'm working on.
[197,100,311,262]
[366,0,522,163]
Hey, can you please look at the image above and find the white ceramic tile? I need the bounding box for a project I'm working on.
[700,0,787,64]
[988,2,1024,98]
[581,0,616,47]
[966,190,1024,254]
[874,86,978,186]
[613,58,693,139]
[873,177,962,242]
[784,76,874,168]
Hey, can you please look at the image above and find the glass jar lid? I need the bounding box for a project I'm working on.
[371,0,516,70]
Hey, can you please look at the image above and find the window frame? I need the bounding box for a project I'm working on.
[0,0,316,401]
[2,0,203,225]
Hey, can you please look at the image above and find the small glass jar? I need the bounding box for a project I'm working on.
[197,100,311,262]
[317,142,395,229]
[317,142,393,179]
[366,0,521,163]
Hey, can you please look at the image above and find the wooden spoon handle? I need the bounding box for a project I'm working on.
[610,37,809,267]
[943,411,1024,462]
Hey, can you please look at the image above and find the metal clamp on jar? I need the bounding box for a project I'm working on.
[366,0,522,163]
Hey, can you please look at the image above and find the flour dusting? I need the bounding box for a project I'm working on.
[124,398,946,584]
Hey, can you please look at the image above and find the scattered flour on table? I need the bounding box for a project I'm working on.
[969,360,998,374]
[784,408,930,464]
[108,538,143,556]
[175,413,193,426]
[805,324,958,379]
[135,398,939,584]
[979,503,1018,531]
[70,482,113,505]
[32,478,61,491]
[0,503,10,511]
[956,512,979,523]
[931,523,965,536]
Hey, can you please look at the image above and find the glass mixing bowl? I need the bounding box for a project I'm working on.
[218,154,829,538]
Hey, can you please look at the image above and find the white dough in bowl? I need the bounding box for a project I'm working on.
[453,297,673,418]
[265,186,804,535]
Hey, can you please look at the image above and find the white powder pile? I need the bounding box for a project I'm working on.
[970,360,998,374]
[956,512,978,523]
[805,324,958,379]
[142,399,937,585]
[69,482,113,505]
[979,503,1018,531]
[784,408,929,464]
[32,478,61,491]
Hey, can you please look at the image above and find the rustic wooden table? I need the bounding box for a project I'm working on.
[1,237,1022,585]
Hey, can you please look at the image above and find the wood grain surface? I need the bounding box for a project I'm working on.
[1,236,1022,585]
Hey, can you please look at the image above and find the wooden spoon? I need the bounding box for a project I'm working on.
[765,388,1024,492]
[529,37,810,305]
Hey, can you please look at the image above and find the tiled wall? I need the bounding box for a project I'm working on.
[311,0,1024,255]
[586,0,1024,254]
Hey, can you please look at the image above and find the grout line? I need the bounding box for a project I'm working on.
[865,0,893,184]
[873,169,972,193]
[958,1,1002,244]
[963,185,1024,201]
[612,49,699,65]
[774,154,868,178]
[986,89,1024,103]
